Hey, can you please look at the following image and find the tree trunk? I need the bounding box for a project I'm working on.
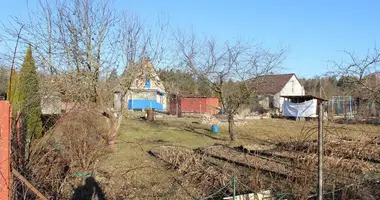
[90,69,99,104]
[102,110,123,151]
[228,112,237,141]
[107,119,118,150]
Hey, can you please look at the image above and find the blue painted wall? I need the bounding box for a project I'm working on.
[128,99,163,110]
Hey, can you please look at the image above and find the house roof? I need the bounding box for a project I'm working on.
[281,95,327,102]
[251,73,295,95]
[115,58,165,92]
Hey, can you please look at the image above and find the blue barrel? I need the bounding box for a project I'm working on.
[211,124,219,133]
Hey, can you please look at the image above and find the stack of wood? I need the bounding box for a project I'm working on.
[200,114,220,125]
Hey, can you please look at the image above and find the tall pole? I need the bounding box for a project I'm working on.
[17,111,22,168]
[317,102,324,200]
[319,78,322,97]
[232,176,236,200]
[349,96,352,119]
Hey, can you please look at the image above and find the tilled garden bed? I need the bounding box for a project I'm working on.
[149,142,380,200]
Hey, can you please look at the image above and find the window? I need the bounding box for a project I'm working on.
[291,80,294,93]
[145,74,151,88]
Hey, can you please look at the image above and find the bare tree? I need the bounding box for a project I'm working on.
[335,49,380,98]
[0,1,170,198]
[1,0,169,151]
[333,48,380,119]
[174,30,286,141]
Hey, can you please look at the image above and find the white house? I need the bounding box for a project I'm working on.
[252,73,305,111]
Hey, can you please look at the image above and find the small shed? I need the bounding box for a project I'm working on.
[169,96,219,115]
[251,73,305,111]
[41,94,62,115]
[281,95,326,118]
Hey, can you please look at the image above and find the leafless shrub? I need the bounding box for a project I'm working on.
[19,136,71,199]
[56,111,108,170]
[11,111,109,199]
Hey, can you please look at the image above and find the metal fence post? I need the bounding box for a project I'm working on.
[0,101,11,200]
[233,176,236,200]
[349,96,352,119]
[317,102,324,200]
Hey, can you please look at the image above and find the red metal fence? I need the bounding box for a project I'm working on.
[0,101,49,200]
[0,101,11,200]
[170,97,219,115]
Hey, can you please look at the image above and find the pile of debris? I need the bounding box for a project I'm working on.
[200,114,220,125]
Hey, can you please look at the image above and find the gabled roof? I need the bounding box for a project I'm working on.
[281,95,327,102]
[118,58,165,91]
[251,73,295,95]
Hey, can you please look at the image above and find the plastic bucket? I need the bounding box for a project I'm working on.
[211,124,219,133]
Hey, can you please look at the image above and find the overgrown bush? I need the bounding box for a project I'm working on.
[14,111,109,199]
[58,111,108,170]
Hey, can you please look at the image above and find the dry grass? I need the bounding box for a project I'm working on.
[96,114,380,199]
[96,115,227,199]
[235,118,380,143]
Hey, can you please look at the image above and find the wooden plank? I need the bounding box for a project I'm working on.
[0,101,11,200]
[11,168,48,200]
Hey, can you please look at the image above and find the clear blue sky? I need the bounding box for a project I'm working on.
[1,0,380,78]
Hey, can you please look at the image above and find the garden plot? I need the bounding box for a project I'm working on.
[197,145,309,179]
[276,138,380,163]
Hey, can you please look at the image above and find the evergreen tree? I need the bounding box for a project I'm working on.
[19,46,43,139]
[0,66,8,97]
[7,69,21,108]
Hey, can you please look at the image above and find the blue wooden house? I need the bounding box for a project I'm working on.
[115,59,167,111]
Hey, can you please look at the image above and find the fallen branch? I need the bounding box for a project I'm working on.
[11,168,48,200]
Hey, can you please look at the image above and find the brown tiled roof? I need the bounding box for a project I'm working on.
[251,73,295,95]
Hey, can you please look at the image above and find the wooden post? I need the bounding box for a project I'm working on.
[16,112,20,167]
[317,102,324,200]
[16,111,24,170]
[344,99,347,120]
[349,96,353,119]
[146,109,154,121]
[177,95,182,117]
[12,168,48,200]
[232,176,236,200]
[176,94,179,116]
[0,101,11,200]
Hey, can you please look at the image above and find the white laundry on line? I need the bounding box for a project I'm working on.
[282,99,318,118]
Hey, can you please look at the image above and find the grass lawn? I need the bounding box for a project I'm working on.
[100,115,225,172]
[97,113,380,198]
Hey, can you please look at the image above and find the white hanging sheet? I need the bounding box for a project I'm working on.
[282,99,317,118]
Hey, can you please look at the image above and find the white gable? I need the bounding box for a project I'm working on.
[272,75,305,110]
[280,75,304,96]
